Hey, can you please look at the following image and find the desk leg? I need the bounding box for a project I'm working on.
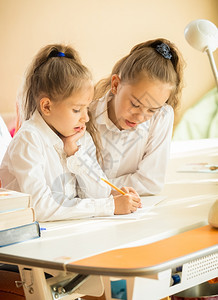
[18,265,51,300]
[17,266,105,300]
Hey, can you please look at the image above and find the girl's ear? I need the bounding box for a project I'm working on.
[40,98,52,116]
[111,74,121,94]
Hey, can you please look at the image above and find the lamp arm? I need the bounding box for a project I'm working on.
[205,48,218,91]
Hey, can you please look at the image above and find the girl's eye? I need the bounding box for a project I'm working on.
[131,101,140,108]
[73,109,80,113]
[148,109,155,113]
[148,108,159,113]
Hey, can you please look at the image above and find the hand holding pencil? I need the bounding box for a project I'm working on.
[101,178,141,215]
[101,177,126,195]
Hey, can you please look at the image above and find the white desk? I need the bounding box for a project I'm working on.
[0,139,218,300]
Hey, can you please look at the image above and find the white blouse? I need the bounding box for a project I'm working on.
[92,95,174,195]
[0,111,114,221]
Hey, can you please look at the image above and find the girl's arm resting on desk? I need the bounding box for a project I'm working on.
[66,140,142,214]
[110,106,174,195]
[0,131,114,221]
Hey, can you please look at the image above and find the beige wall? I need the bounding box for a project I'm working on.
[0,0,217,125]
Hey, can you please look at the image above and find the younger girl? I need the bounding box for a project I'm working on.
[92,38,185,195]
[0,44,140,221]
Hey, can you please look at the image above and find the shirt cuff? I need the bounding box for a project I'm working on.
[66,145,94,175]
[94,194,115,216]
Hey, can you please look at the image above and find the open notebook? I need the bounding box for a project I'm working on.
[95,196,165,220]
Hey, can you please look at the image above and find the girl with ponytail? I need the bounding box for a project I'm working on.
[0,44,141,220]
[92,38,185,195]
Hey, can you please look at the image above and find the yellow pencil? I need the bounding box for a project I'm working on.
[100,177,126,195]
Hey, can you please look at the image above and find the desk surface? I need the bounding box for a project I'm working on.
[69,225,217,276]
[0,139,218,276]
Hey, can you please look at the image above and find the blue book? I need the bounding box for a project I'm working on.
[0,221,41,247]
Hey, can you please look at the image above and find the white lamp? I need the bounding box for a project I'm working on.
[184,19,218,90]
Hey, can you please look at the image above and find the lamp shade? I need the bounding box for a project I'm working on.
[184,19,218,52]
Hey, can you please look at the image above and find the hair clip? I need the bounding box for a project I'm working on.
[57,52,65,57]
[155,43,172,60]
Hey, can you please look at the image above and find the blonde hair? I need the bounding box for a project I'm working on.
[94,38,185,111]
[18,43,101,160]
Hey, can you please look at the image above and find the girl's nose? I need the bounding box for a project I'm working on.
[133,112,145,123]
[81,109,89,123]
[133,109,153,123]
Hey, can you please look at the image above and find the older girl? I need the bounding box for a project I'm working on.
[92,38,185,195]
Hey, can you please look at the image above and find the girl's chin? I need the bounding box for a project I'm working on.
[117,123,132,131]
[61,131,78,138]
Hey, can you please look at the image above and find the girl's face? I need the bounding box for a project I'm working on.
[109,75,173,130]
[40,82,94,137]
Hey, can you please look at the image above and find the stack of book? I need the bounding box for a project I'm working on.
[0,188,40,247]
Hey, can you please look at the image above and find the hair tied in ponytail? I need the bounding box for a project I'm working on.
[57,52,65,57]
[155,43,172,60]
[49,50,66,58]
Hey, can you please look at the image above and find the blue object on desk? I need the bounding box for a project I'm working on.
[111,279,127,300]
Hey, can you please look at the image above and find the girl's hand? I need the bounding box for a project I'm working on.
[122,187,142,208]
[111,186,139,196]
[121,186,139,196]
[111,186,142,208]
[113,193,141,215]
[61,126,86,157]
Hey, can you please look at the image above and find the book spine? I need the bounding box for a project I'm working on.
[0,221,40,247]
